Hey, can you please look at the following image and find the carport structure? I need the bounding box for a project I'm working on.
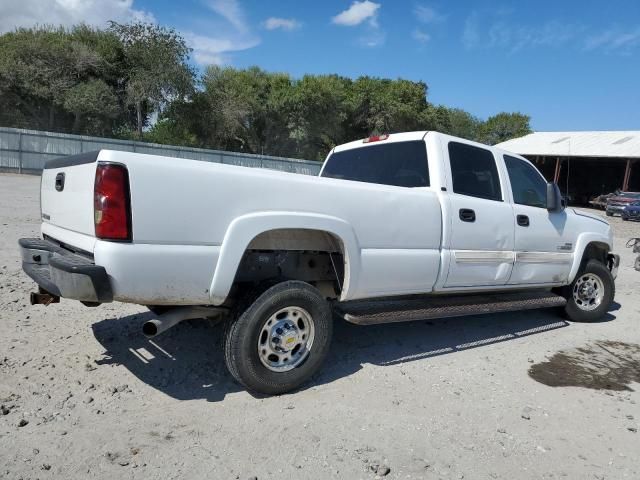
[497,131,640,205]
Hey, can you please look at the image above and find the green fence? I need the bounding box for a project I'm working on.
[0,127,322,176]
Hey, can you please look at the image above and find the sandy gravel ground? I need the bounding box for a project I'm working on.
[1,172,639,480]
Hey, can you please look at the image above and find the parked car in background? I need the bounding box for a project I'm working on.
[606,192,640,216]
[589,192,615,210]
[622,201,640,221]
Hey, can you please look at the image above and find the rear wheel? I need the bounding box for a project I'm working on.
[564,260,614,322]
[223,281,332,395]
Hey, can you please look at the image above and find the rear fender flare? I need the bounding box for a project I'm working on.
[209,211,360,305]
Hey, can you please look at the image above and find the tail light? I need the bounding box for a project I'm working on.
[94,163,132,241]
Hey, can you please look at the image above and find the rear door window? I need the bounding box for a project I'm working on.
[448,142,502,201]
[321,140,429,188]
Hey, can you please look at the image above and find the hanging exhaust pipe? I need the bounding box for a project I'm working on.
[30,288,60,305]
[142,306,225,338]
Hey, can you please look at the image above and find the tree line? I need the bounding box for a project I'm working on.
[0,23,531,161]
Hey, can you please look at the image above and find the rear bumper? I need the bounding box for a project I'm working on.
[19,238,113,303]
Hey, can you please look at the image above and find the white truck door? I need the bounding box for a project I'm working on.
[503,154,574,284]
[443,141,515,287]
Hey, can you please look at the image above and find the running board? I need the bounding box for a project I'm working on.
[335,291,567,325]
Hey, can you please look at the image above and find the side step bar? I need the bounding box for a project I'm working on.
[335,291,567,326]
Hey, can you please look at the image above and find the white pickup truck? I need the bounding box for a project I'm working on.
[20,131,619,394]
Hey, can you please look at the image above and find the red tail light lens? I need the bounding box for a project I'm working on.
[94,163,131,241]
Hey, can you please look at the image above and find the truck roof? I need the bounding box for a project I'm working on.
[333,131,429,153]
[333,131,534,165]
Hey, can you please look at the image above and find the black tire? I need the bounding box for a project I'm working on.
[622,215,629,221]
[564,259,615,322]
[606,211,613,217]
[223,281,333,395]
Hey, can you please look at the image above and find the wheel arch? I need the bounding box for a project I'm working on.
[568,234,612,284]
[209,212,360,305]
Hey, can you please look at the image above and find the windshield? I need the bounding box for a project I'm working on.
[321,140,429,188]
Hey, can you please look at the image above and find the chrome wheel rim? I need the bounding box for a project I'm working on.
[257,306,315,372]
[572,273,605,312]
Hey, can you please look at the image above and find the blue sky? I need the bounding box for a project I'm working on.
[3,0,640,131]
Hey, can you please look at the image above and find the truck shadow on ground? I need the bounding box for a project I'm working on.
[92,306,617,402]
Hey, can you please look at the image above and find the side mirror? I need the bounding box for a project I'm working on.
[546,183,564,212]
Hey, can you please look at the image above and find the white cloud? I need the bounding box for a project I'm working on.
[414,5,445,24]
[205,0,249,34]
[413,29,430,44]
[462,12,480,49]
[186,32,259,65]
[332,1,380,27]
[0,0,155,33]
[585,27,640,54]
[187,0,260,65]
[462,11,584,53]
[358,29,385,47]
[263,17,301,31]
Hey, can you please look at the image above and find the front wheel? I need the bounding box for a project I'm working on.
[223,281,333,395]
[564,260,614,322]
[606,211,613,217]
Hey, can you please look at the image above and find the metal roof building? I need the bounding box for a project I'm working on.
[497,131,640,205]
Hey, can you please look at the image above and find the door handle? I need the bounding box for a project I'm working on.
[55,172,65,192]
[517,214,530,227]
[459,208,476,222]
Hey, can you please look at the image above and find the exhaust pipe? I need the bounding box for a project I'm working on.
[142,306,224,338]
[30,290,60,305]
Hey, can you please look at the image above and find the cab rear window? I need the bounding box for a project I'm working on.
[321,140,429,188]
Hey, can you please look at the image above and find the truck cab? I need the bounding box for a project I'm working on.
[321,132,615,292]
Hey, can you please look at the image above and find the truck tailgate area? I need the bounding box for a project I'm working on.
[41,155,97,238]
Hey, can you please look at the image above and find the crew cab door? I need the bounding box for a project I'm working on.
[503,155,574,284]
[443,141,515,287]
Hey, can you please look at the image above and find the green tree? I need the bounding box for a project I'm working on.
[63,79,119,135]
[445,108,482,141]
[0,25,534,158]
[0,25,126,134]
[287,74,350,159]
[347,77,428,137]
[144,118,197,146]
[108,22,194,138]
[478,112,532,145]
[193,66,296,155]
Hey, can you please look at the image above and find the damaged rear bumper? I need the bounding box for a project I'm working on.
[19,238,113,303]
